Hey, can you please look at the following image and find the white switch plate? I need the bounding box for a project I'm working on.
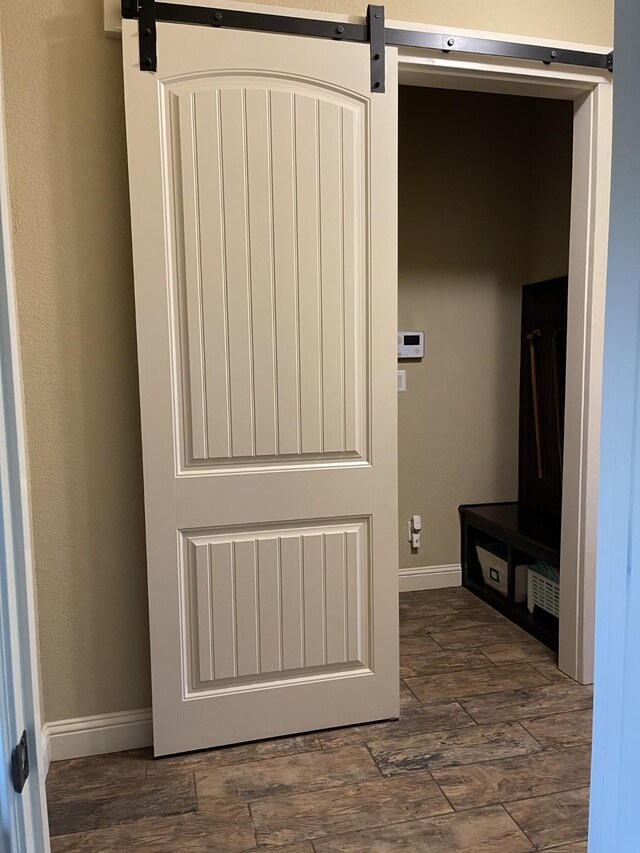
[397,370,406,392]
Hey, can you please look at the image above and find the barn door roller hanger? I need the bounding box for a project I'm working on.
[122,0,614,89]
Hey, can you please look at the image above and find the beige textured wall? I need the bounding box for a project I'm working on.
[0,0,607,722]
[248,0,612,45]
[0,1,151,722]
[398,87,573,570]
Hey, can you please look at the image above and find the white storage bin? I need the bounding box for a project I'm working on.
[476,544,527,602]
[527,568,560,618]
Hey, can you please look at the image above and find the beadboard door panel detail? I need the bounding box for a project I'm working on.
[165,80,367,471]
[184,520,369,693]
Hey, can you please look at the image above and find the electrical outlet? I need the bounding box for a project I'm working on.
[408,515,422,549]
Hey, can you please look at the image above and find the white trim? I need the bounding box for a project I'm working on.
[45,709,153,764]
[0,32,50,853]
[400,564,462,592]
[558,83,612,685]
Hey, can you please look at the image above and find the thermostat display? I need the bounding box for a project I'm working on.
[397,331,424,359]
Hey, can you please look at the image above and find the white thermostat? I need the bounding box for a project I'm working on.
[397,331,424,359]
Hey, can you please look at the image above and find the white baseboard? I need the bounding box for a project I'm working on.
[43,708,153,768]
[40,568,459,770]
[400,563,462,592]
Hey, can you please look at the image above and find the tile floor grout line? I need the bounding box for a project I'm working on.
[400,665,490,677]
[303,802,538,851]
[243,775,396,808]
[518,720,549,749]
[461,704,593,725]
[192,770,198,813]
[520,706,592,725]
[363,741,388,777]
[432,740,591,765]
[426,632,446,651]
[321,720,482,752]
[293,800,457,850]
[501,791,589,851]
[371,751,545,780]
[501,782,591,810]
[490,659,556,669]
[494,803,538,852]
[431,771,458,816]
[246,800,259,849]
[458,687,593,723]
[477,649,501,665]
[531,662,575,683]
[440,782,593,817]
[400,648,489,659]
[403,661,551,691]
[455,699,481,728]
[364,717,536,748]
[401,678,422,702]
[303,740,396,757]
[150,740,326,775]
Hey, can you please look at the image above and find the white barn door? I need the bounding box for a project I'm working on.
[122,12,398,756]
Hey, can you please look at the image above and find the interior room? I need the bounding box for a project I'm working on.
[4,0,632,851]
[41,57,592,853]
[397,84,574,654]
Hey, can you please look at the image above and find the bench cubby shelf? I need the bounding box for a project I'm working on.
[459,501,560,651]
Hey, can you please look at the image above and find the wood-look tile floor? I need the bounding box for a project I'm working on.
[47,589,593,852]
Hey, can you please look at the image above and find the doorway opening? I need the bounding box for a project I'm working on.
[398,84,573,655]
[399,43,612,684]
